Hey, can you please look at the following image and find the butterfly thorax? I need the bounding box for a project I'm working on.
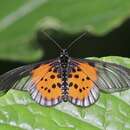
[60,49,69,67]
[59,49,70,101]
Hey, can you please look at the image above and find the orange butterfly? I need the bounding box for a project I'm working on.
[0,32,130,107]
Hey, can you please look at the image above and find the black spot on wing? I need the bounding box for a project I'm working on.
[44,87,48,90]
[52,84,56,88]
[79,89,82,92]
[86,76,90,80]
[57,83,61,88]
[74,84,78,89]
[69,82,73,87]
[50,75,55,79]
[74,74,79,78]
[48,89,51,93]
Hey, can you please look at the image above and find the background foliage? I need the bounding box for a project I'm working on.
[0,0,130,130]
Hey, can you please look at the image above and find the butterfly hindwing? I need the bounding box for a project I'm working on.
[67,60,100,107]
[31,63,62,106]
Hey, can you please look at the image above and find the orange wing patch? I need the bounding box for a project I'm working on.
[31,63,62,106]
[68,63,99,106]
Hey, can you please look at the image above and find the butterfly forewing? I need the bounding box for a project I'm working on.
[73,59,130,93]
[0,65,37,92]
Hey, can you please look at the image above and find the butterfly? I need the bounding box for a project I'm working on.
[0,32,130,107]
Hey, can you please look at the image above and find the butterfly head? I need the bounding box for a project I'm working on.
[60,49,69,59]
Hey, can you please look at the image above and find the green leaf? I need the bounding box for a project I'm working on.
[0,56,130,130]
[0,0,130,61]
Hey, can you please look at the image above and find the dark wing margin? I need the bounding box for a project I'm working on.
[72,58,130,93]
[0,65,34,92]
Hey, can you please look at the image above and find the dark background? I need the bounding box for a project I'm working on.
[0,19,130,74]
[38,19,130,60]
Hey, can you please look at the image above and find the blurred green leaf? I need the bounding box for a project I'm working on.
[0,56,130,130]
[0,0,130,61]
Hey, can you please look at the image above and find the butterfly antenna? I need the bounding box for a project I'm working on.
[43,31,63,51]
[67,32,87,50]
